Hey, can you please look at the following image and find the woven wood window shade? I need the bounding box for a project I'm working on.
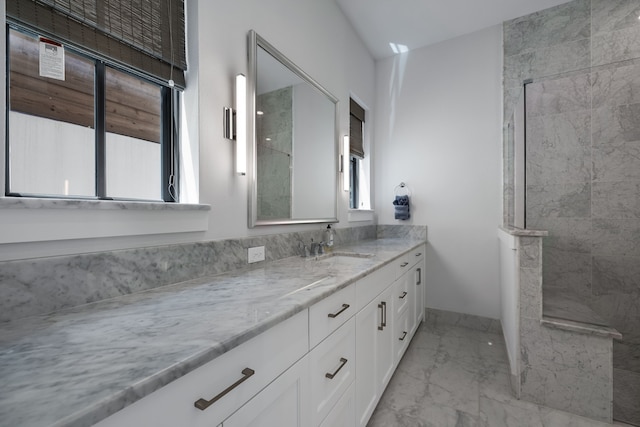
[349,98,365,158]
[7,0,187,88]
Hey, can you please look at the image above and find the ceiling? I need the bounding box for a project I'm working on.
[335,0,573,59]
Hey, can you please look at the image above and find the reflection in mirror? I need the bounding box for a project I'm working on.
[248,30,338,227]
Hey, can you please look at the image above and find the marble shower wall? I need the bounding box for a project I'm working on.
[503,1,640,424]
[256,87,293,219]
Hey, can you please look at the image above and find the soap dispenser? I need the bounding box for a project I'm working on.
[324,224,334,248]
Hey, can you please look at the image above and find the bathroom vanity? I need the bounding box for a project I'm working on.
[0,238,425,427]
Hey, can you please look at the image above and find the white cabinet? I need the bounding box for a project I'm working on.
[95,245,426,427]
[221,355,310,427]
[394,307,411,362]
[95,310,308,427]
[410,247,426,335]
[354,244,426,427]
[355,285,394,427]
[413,262,425,335]
[319,383,355,427]
[393,269,411,319]
[309,284,355,348]
[309,317,356,426]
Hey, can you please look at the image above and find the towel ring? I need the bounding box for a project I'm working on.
[394,182,411,197]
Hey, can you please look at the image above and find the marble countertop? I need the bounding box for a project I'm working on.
[0,238,425,427]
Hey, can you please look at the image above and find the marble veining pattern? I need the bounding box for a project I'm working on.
[503,0,590,57]
[614,368,640,425]
[592,24,640,66]
[0,237,424,427]
[504,2,640,423]
[0,226,382,322]
[367,316,630,427]
[376,224,427,240]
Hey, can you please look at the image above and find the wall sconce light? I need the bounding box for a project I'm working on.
[342,135,350,192]
[223,74,247,175]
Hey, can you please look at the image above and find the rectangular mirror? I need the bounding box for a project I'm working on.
[248,30,339,227]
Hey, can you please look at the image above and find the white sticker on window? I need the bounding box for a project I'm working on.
[39,38,65,81]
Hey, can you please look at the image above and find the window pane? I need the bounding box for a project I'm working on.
[8,29,96,197]
[105,66,162,200]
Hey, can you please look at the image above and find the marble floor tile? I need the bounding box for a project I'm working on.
[368,322,634,427]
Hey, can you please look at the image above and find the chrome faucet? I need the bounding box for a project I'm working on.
[310,240,326,256]
[298,241,311,257]
[299,239,326,257]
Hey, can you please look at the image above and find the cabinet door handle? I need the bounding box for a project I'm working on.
[382,301,387,328]
[399,331,408,341]
[399,291,407,299]
[378,303,384,330]
[194,368,255,411]
[328,303,350,318]
[416,268,422,286]
[400,262,409,267]
[415,252,422,257]
[325,357,348,379]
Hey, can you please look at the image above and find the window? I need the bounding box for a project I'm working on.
[349,98,366,209]
[6,0,186,202]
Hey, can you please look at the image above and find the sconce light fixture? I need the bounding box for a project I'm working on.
[342,135,350,192]
[223,74,247,175]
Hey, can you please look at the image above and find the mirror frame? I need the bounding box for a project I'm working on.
[247,30,339,228]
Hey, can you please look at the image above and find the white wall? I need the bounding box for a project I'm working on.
[196,0,375,240]
[0,0,376,260]
[374,26,503,319]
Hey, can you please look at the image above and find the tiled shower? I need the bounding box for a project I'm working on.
[503,1,640,424]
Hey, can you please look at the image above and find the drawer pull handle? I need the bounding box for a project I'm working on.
[416,268,422,286]
[328,303,350,318]
[400,262,409,267]
[325,358,348,379]
[378,303,384,330]
[194,367,255,411]
[399,291,407,299]
[415,252,422,257]
[382,301,387,328]
[399,331,408,341]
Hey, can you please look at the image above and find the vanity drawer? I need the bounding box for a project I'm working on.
[394,246,426,278]
[393,272,411,318]
[355,263,396,311]
[310,284,356,348]
[394,309,411,363]
[95,310,309,427]
[394,253,414,280]
[410,245,425,265]
[309,317,356,427]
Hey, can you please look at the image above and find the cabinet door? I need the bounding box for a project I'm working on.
[354,286,393,427]
[377,286,395,391]
[355,297,380,427]
[319,383,355,427]
[222,355,310,427]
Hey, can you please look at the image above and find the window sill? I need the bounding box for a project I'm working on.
[0,197,210,211]
[347,209,375,223]
[0,197,210,244]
